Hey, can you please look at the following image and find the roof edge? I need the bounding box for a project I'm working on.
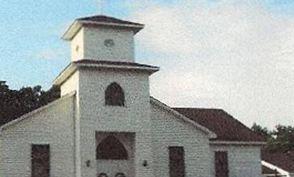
[0,91,76,133]
[53,61,159,86]
[174,107,266,142]
[150,96,217,139]
[76,15,144,26]
[173,107,224,111]
[262,161,291,176]
[62,21,81,40]
[77,62,159,72]
[210,141,266,146]
[62,20,144,40]
[53,63,77,86]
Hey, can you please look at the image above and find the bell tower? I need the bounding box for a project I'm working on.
[62,15,144,62]
[55,15,158,177]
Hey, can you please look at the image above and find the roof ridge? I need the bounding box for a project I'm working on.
[76,15,143,26]
[77,14,119,20]
[63,15,144,40]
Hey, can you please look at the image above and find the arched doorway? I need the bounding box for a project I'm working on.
[96,132,135,177]
[96,135,128,160]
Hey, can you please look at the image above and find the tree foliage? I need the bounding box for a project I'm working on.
[251,123,271,138]
[252,123,294,152]
[0,81,60,125]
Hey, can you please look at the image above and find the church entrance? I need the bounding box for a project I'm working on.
[96,132,135,177]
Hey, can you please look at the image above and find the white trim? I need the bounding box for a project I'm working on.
[77,62,159,72]
[262,161,291,177]
[62,21,81,40]
[0,91,76,133]
[53,63,77,86]
[150,97,217,139]
[79,20,144,29]
[150,97,267,145]
[53,62,159,86]
[263,174,287,177]
[210,141,266,146]
[62,20,144,40]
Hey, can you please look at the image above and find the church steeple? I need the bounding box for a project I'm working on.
[62,15,144,62]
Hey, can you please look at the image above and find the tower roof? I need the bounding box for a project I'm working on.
[53,60,159,86]
[77,15,144,26]
[62,15,144,40]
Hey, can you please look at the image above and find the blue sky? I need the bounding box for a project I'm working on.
[265,0,294,15]
[1,1,294,128]
[0,0,293,88]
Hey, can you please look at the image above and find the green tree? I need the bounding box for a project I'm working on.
[251,123,271,138]
[0,81,60,125]
[269,125,294,152]
[251,123,294,152]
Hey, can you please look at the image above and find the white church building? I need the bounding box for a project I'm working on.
[0,15,266,177]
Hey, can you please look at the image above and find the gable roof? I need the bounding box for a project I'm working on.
[173,108,265,142]
[150,97,217,139]
[77,15,144,26]
[63,15,144,40]
[262,150,294,173]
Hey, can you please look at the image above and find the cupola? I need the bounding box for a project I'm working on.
[62,15,144,62]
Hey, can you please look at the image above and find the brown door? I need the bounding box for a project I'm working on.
[169,146,185,177]
[31,145,50,177]
[215,151,229,177]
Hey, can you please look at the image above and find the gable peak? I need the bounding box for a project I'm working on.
[63,15,144,41]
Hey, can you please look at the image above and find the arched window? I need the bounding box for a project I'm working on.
[105,82,125,106]
[96,135,128,160]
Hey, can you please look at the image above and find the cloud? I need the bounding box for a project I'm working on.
[34,48,65,60]
[127,0,294,128]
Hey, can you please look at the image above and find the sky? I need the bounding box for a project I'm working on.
[0,0,293,129]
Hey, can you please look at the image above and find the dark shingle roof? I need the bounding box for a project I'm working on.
[77,15,143,26]
[262,150,294,173]
[173,108,265,142]
[63,15,144,40]
[73,59,159,69]
[262,165,281,175]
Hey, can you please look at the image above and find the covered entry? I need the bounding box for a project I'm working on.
[96,132,135,177]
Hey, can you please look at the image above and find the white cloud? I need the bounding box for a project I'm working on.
[128,0,294,128]
[35,48,65,60]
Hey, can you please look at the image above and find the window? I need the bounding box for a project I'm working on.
[105,82,125,106]
[215,151,229,177]
[31,144,50,177]
[96,135,128,160]
[115,173,126,177]
[98,173,108,177]
[169,146,185,177]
